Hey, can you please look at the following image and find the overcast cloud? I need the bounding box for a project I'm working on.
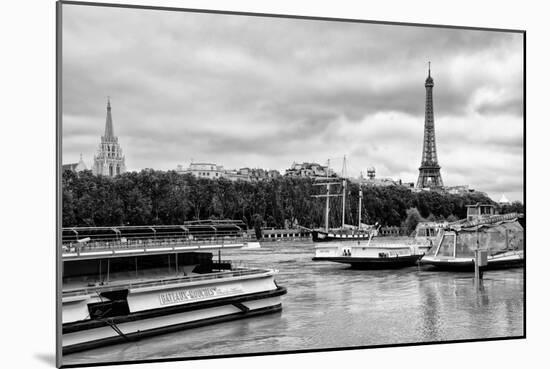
[62,4,524,202]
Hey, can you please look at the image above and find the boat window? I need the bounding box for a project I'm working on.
[436,234,455,257]
[424,240,437,256]
[455,233,475,257]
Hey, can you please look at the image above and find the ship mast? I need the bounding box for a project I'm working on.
[358,171,363,228]
[311,159,342,232]
[325,159,330,232]
[341,156,347,229]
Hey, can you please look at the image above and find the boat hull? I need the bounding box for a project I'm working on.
[63,286,286,355]
[311,230,372,242]
[312,255,423,269]
[420,253,524,271]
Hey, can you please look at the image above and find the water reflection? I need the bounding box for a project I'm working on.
[64,241,524,365]
[419,280,444,341]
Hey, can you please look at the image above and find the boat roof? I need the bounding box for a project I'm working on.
[446,213,524,231]
[61,221,253,261]
[62,220,247,243]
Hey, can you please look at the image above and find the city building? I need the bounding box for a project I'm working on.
[416,64,444,190]
[224,169,250,182]
[444,185,487,197]
[355,167,410,188]
[176,163,281,182]
[178,163,225,179]
[361,177,401,187]
[63,153,87,173]
[238,167,251,177]
[366,167,376,180]
[92,99,126,177]
[284,162,335,178]
[267,170,282,179]
[445,185,472,195]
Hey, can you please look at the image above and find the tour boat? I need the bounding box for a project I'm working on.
[61,221,286,355]
[420,204,524,270]
[312,230,425,269]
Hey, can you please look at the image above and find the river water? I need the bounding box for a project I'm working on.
[64,240,524,365]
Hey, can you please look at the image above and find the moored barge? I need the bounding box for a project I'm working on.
[420,204,524,270]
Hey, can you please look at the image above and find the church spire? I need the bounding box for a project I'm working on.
[93,98,126,177]
[104,97,115,139]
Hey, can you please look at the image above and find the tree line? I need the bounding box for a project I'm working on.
[62,169,523,230]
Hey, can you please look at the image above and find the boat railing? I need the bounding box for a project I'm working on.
[62,267,272,298]
[62,235,256,256]
[62,222,247,241]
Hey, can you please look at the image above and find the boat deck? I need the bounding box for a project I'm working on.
[62,237,253,261]
[63,267,274,298]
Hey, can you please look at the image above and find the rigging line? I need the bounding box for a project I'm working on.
[101,318,132,342]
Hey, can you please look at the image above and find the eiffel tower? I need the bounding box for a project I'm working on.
[416,63,444,189]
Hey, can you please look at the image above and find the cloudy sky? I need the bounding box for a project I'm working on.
[62,4,524,201]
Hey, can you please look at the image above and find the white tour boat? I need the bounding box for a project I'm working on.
[312,232,425,269]
[61,221,286,354]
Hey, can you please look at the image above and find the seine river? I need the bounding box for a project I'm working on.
[64,240,524,365]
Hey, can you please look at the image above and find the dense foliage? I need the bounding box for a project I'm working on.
[62,170,521,229]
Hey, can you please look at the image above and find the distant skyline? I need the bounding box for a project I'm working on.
[62,4,524,201]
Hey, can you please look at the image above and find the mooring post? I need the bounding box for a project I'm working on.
[474,229,480,290]
[474,248,480,290]
[474,228,488,290]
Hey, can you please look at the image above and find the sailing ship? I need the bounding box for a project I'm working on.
[310,157,378,242]
[310,158,424,268]
[420,204,524,270]
[61,220,286,354]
